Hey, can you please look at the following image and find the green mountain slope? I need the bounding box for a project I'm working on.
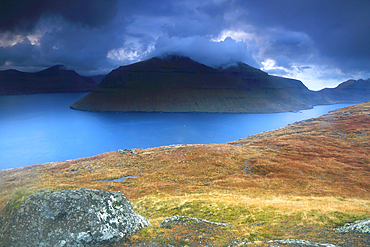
[70,56,332,113]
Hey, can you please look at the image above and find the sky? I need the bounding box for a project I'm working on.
[1,0,370,90]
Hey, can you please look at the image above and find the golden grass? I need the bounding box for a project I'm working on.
[129,192,370,243]
[134,192,370,225]
[1,101,370,244]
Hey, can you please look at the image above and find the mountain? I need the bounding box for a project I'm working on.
[87,74,107,85]
[70,55,332,113]
[318,78,370,103]
[0,65,98,95]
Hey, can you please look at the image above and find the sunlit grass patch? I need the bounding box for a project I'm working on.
[130,192,370,242]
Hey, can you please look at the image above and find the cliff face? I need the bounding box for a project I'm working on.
[0,65,97,95]
[318,78,370,103]
[70,56,331,113]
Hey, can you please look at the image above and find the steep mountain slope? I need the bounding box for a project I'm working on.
[70,56,331,113]
[318,78,370,103]
[0,65,97,95]
[220,62,330,110]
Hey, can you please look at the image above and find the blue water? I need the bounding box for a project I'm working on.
[0,93,353,170]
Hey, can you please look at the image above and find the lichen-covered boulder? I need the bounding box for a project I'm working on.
[0,188,151,247]
[335,219,370,234]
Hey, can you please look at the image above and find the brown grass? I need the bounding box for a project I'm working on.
[1,101,370,244]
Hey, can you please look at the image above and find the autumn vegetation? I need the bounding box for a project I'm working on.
[1,102,370,246]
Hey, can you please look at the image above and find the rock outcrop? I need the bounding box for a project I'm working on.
[0,188,150,247]
[335,219,370,234]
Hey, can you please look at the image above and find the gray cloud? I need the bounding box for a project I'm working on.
[0,20,125,74]
[38,21,125,71]
[0,0,370,89]
[149,36,258,68]
[274,55,292,70]
[0,0,118,33]
[235,0,370,72]
[0,0,124,74]
[0,38,39,66]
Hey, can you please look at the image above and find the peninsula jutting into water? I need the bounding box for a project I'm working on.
[70,55,324,113]
[69,55,370,113]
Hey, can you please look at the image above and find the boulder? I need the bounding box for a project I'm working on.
[0,188,151,246]
[335,219,370,234]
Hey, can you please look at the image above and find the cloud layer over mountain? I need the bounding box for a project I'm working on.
[1,0,369,90]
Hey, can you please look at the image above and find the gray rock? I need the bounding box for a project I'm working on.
[335,219,370,234]
[159,215,232,228]
[118,149,136,156]
[0,188,151,247]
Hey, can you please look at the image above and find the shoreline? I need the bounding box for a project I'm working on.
[0,102,359,171]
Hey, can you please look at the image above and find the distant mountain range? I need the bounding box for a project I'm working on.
[0,65,97,95]
[1,57,369,113]
[318,78,370,103]
[69,55,370,113]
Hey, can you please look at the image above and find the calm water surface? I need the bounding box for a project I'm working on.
[0,93,353,170]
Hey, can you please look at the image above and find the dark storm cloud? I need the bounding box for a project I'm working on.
[234,0,370,72]
[0,38,39,66]
[162,1,229,38]
[0,0,118,33]
[1,0,370,89]
[37,22,124,72]
[0,0,123,73]
[0,20,125,73]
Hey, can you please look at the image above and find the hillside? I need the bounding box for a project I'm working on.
[319,78,370,103]
[0,65,97,95]
[1,101,369,246]
[70,55,332,113]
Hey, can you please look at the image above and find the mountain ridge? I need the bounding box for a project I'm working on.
[0,65,98,95]
[70,55,332,113]
[318,78,370,103]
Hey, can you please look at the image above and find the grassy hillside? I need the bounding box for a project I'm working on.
[70,56,330,113]
[1,102,370,246]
